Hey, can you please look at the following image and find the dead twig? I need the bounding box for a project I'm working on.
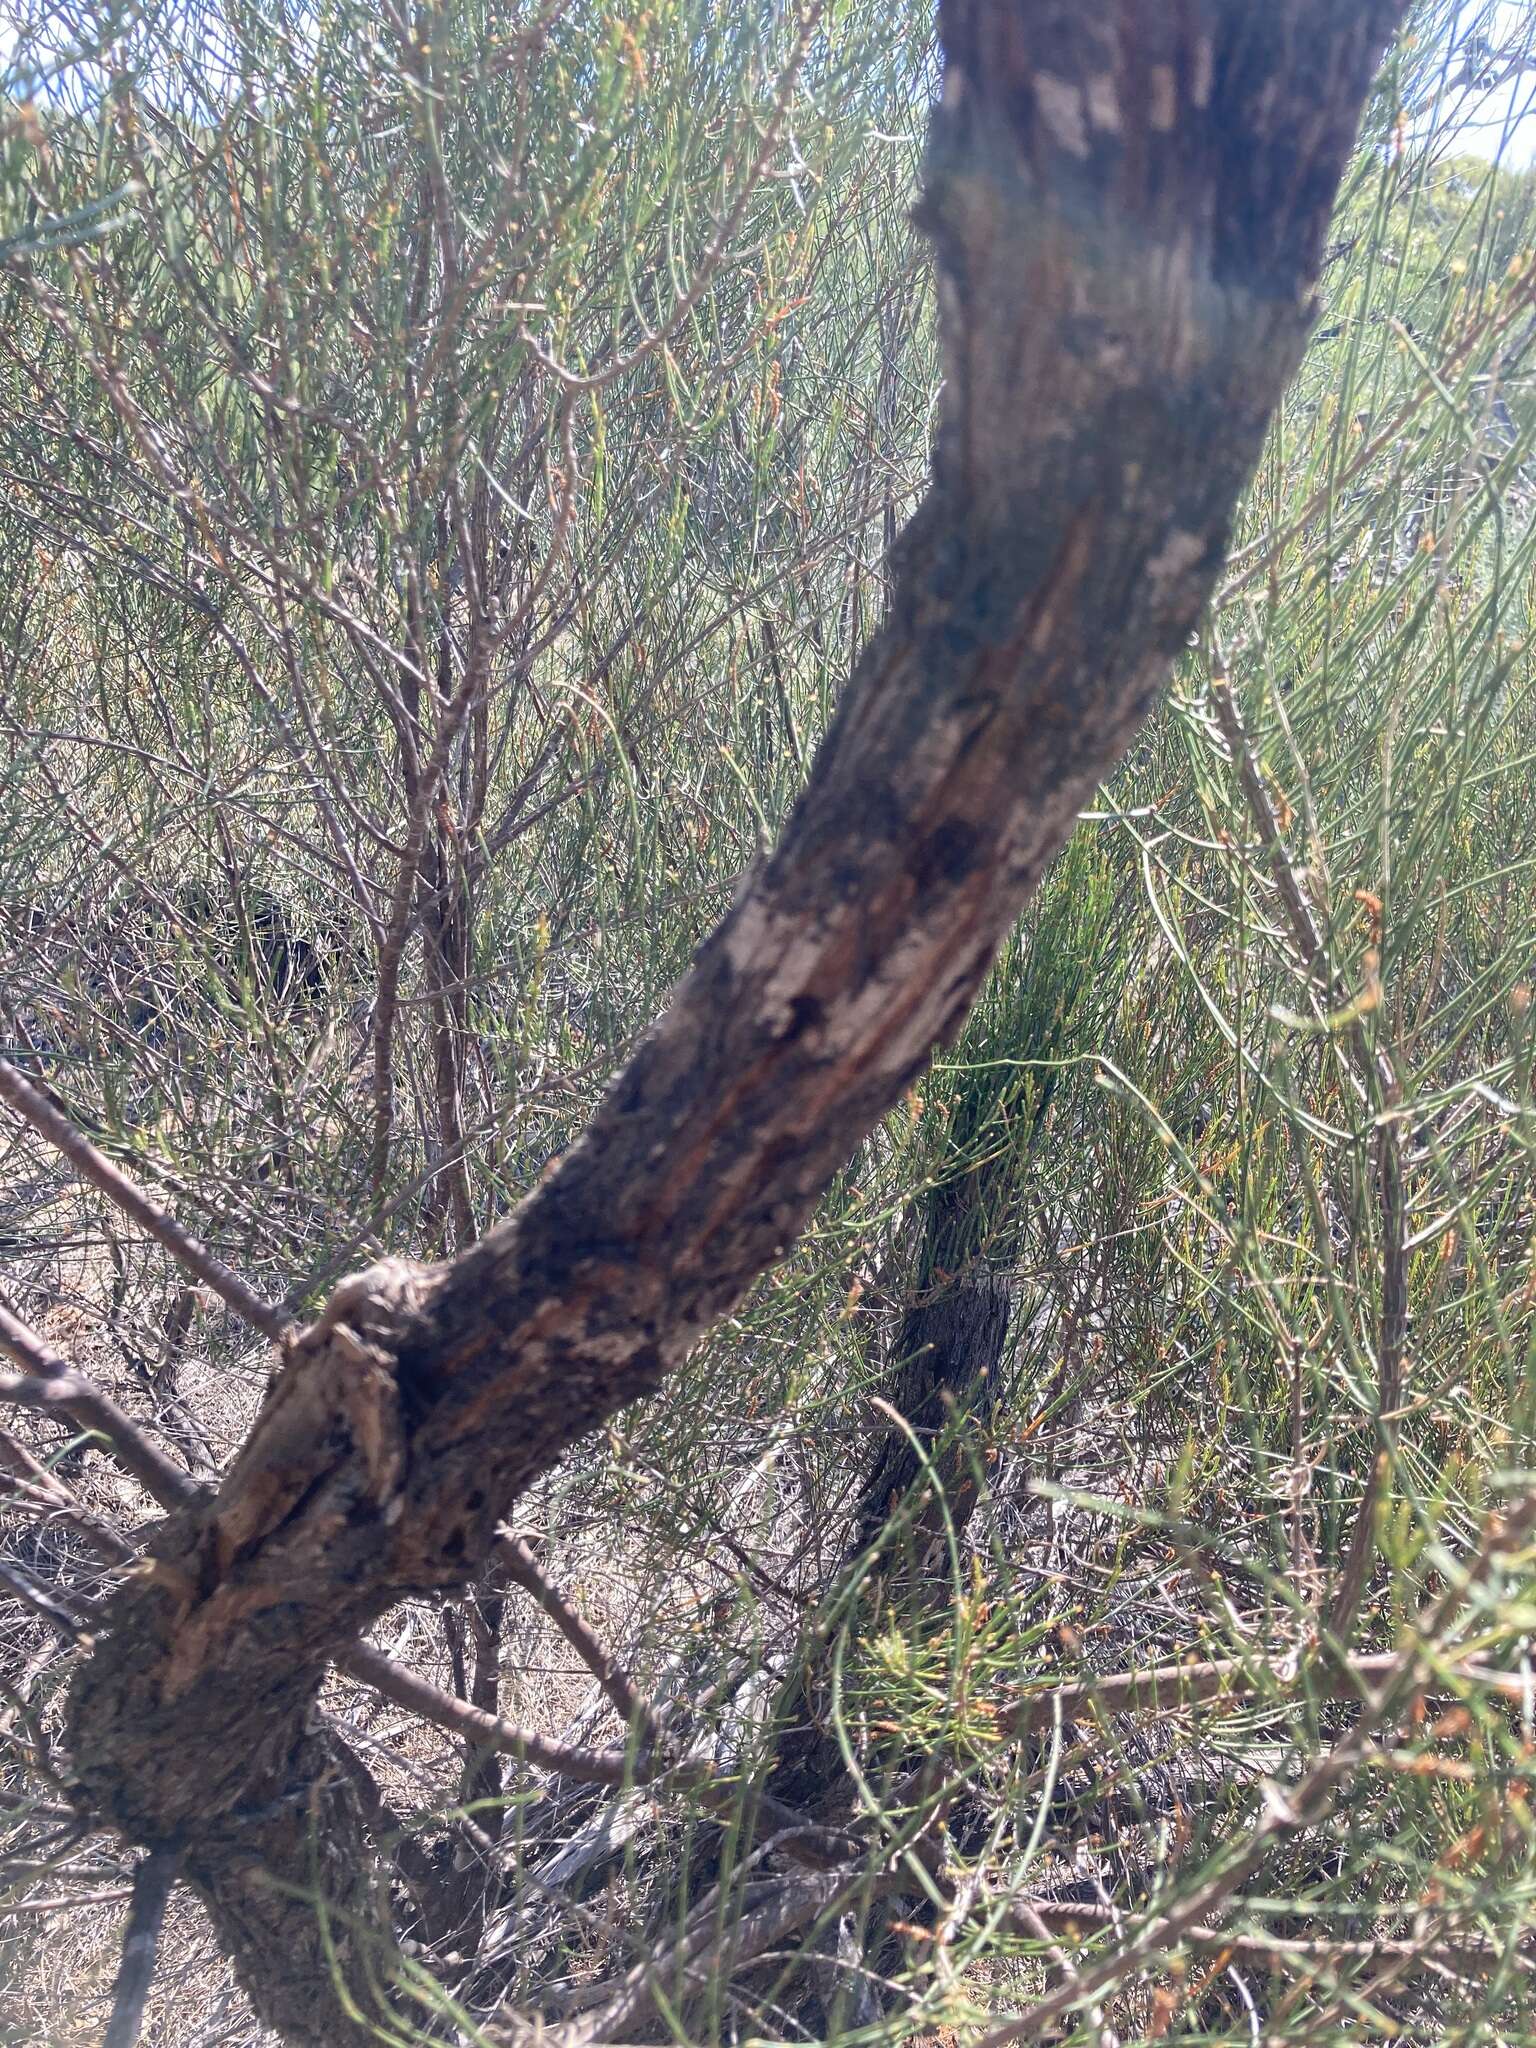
[0,1298,198,1511]
[495,1525,660,1745]
[0,1056,289,1342]
[530,1867,851,2047]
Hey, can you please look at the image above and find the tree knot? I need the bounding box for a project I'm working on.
[300,1256,437,1354]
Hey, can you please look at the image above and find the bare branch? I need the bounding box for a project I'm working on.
[0,1058,290,1343]
[1004,1643,1536,1736]
[1008,1896,1526,1982]
[978,1500,1536,2045]
[104,1847,184,2048]
[0,1424,134,1564]
[338,1640,636,1786]
[0,1297,199,1511]
[494,1526,660,1745]
[0,1555,93,1641]
[339,1635,857,1870]
[516,7,824,397]
[530,1867,852,2047]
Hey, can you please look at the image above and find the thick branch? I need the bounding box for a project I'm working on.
[64,6,1406,2041]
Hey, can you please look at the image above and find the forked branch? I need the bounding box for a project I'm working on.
[57,6,1407,2040]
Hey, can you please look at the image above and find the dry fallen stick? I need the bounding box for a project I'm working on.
[519,1862,853,2048]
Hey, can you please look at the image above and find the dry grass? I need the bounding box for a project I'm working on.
[0,1120,660,2041]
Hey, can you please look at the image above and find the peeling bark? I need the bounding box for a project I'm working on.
[64,5,1405,2038]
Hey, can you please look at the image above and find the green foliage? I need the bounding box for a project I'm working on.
[4,0,1536,2043]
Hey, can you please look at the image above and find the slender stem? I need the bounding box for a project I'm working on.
[495,1526,660,1744]
[0,1057,289,1343]
[1004,1643,1536,1735]
[0,1424,133,1564]
[104,1847,184,2048]
[0,1300,198,1510]
[337,1640,635,1786]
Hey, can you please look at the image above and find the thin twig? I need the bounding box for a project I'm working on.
[1012,1893,1525,1979]
[545,1868,850,2047]
[0,1556,93,1641]
[1,1886,136,1912]
[1207,675,1394,1098]
[0,1057,290,1342]
[0,1299,197,1511]
[1004,1642,1536,1735]
[339,1639,858,1865]
[516,4,824,398]
[978,1501,1536,2046]
[1212,277,1536,610]
[1208,673,1405,1644]
[495,1526,660,1744]
[0,1424,133,1564]
[1328,1447,1389,1647]
[337,1640,636,1786]
[975,1726,1384,2045]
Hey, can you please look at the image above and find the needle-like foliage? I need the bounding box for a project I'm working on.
[3,2,1536,2044]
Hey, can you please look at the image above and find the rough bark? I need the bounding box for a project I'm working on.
[851,1264,1011,1560]
[65,5,1405,2039]
[766,1251,1014,1827]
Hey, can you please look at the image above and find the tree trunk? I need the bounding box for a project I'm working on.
[65,5,1405,2037]
[765,1249,1014,1828]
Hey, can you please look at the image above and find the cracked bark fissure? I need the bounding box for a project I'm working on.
[65,5,1405,2039]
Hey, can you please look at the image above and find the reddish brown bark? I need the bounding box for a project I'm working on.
[64,5,1405,2038]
